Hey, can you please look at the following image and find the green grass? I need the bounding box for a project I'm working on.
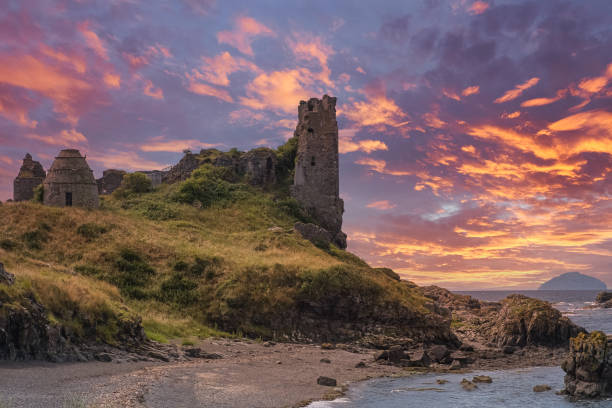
[0,152,436,344]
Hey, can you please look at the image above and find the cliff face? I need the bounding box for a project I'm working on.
[562,332,612,398]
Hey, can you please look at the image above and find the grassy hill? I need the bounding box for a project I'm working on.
[0,149,455,356]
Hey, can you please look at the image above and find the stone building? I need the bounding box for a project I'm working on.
[291,95,346,248]
[13,153,46,201]
[240,148,277,186]
[97,169,126,195]
[43,149,99,208]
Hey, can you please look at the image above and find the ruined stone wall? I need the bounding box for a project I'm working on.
[97,169,126,195]
[291,95,345,246]
[239,148,277,186]
[13,153,45,201]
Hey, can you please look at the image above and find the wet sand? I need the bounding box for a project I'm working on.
[0,339,403,408]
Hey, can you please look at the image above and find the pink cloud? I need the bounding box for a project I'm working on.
[143,80,164,100]
[78,21,109,60]
[217,16,275,56]
[367,200,397,210]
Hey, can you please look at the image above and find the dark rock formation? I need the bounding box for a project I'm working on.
[421,287,586,350]
[240,148,277,186]
[562,331,612,398]
[13,153,46,201]
[317,376,337,386]
[595,292,612,308]
[97,169,126,195]
[163,151,201,184]
[0,263,15,286]
[43,149,99,208]
[490,295,585,348]
[292,95,346,249]
[539,272,607,291]
[294,222,332,247]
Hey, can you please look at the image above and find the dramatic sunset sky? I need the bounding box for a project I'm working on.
[1,0,611,289]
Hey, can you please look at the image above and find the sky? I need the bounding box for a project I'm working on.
[1,0,611,290]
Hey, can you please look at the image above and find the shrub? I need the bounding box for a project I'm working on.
[33,184,44,203]
[158,273,199,305]
[111,248,155,299]
[173,165,236,208]
[140,202,178,220]
[21,229,48,250]
[114,172,152,198]
[76,223,108,240]
[0,239,17,251]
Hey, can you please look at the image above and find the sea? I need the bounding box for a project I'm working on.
[308,290,612,408]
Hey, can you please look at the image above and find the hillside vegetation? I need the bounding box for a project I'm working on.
[0,145,455,354]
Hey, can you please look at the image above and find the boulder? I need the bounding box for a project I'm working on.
[473,375,492,383]
[428,345,450,363]
[533,384,551,392]
[460,379,478,391]
[0,263,15,286]
[317,376,337,387]
[490,295,585,348]
[320,358,331,364]
[294,222,332,247]
[408,350,431,367]
[595,292,612,308]
[376,345,406,363]
[562,331,612,398]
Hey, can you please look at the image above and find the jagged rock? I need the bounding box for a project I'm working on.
[473,375,492,383]
[317,376,337,386]
[533,384,551,392]
[94,352,112,362]
[490,295,584,348]
[595,292,612,308]
[0,263,15,286]
[562,331,612,398]
[428,344,450,363]
[408,350,431,367]
[376,345,406,363]
[294,222,332,247]
[461,379,478,391]
[450,359,462,370]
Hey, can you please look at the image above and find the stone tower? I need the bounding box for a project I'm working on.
[43,149,99,208]
[292,95,346,248]
[13,153,46,201]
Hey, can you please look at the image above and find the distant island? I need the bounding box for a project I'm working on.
[539,272,607,291]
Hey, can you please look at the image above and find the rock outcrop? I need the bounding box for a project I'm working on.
[294,222,333,247]
[422,287,585,350]
[0,262,15,286]
[13,153,46,201]
[595,292,612,308]
[490,295,584,348]
[562,331,612,398]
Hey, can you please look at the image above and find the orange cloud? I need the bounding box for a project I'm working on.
[501,111,521,119]
[343,84,408,128]
[0,92,38,128]
[140,138,221,152]
[78,21,108,60]
[25,128,87,146]
[89,150,166,171]
[462,85,480,96]
[40,45,86,74]
[494,77,540,103]
[187,76,233,103]
[468,1,489,15]
[356,157,411,176]
[0,54,92,124]
[217,16,275,56]
[367,200,396,210]
[340,138,388,154]
[239,69,312,113]
[288,35,335,86]
[193,51,259,87]
[443,89,461,101]
[103,73,120,89]
[521,89,567,107]
[143,80,164,100]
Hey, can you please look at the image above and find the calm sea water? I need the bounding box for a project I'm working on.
[309,290,612,408]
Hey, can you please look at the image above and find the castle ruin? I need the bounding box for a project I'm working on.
[43,149,100,208]
[13,154,46,201]
[291,95,346,248]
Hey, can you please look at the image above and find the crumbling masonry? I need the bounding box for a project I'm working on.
[13,153,46,201]
[291,95,346,248]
